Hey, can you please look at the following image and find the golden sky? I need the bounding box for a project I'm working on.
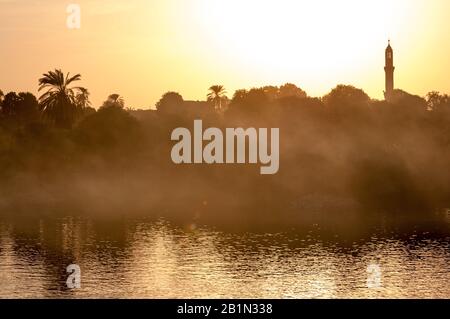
[0,0,449,108]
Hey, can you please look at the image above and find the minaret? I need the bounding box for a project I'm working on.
[384,40,395,101]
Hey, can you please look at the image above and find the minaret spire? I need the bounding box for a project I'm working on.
[384,40,395,101]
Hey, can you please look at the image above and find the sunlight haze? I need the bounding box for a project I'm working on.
[0,0,449,108]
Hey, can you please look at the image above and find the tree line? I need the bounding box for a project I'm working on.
[1,69,449,222]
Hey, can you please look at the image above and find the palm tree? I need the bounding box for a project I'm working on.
[38,69,86,128]
[101,94,125,109]
[75,88,91,109]
[207,85,227,110]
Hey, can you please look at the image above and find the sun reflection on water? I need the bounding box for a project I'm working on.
[0,217,449,298]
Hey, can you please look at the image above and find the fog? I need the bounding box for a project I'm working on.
[1,85,449,231]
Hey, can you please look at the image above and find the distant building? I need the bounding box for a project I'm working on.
[384,40,395,101]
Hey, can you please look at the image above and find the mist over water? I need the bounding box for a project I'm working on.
[0,0,449,301]
[1,79,450,298]
[2,85,450,222]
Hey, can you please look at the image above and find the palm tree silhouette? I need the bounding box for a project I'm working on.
[207,85,227,110]
[38,69,86,128]
[102,94,125,108]
[75,88,91,109]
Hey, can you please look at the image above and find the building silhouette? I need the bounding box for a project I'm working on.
[384,40,395,101]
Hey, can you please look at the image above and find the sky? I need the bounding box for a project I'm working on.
[0,0,449,109]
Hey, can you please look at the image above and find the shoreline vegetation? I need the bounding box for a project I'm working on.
[1,70,450,231]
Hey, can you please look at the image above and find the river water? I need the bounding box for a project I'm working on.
[0,216,449,298]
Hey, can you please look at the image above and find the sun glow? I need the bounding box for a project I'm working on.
[191,0,421,96]
[0,0,448,106]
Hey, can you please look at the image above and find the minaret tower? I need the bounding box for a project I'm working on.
[384,40,395,101]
